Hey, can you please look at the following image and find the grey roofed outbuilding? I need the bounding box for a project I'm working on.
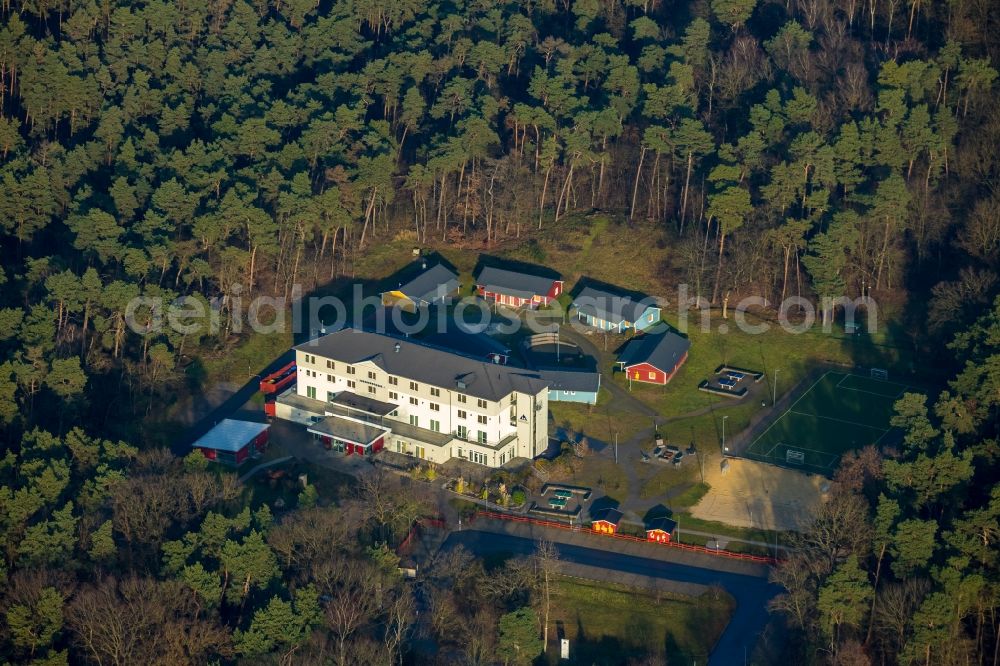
[388,263,459,305]
[537,368,601,393]
[192,419,269,453]
[296,328,550,401]
[616,329,691,372]
[307,415,388,445]
[573,286,658,324]
[475,266,561,298]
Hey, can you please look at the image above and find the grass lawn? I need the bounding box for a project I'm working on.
[670,481,711,507]
[556,456,630,498]
[549,388,652,445]
[545,575,734,665]
[201,325,293,384]
[638,463,702,501]
[674,512,786,546]
[658,401,762,459]
[501,214,672,295]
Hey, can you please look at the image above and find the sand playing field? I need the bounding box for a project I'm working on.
[690,456,828,532]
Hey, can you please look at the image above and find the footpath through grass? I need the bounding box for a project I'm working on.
[545,575,734,665]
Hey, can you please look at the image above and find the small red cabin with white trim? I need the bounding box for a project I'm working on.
[646,516,678,544]
[590,507,623,535]
[475,265,563,309]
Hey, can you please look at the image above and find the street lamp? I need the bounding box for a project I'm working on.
[773,369,779,405]
[722,415,729,455]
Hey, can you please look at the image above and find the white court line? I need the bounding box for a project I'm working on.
[762,441,782,458]
[836,374,911,400]
[873,427,896,447]
[760,440,842,466]
[837,375,910,398]
[788,410,889,432]
[746,371,836,455]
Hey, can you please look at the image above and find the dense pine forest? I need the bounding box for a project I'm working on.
[0,0,999,663]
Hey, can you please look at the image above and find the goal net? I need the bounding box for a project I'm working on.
[870,368,889,381]
[786,449,805,464]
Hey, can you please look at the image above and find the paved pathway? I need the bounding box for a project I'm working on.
[678,527,790,553]
[557,325,662,419]
[238,456,294,483]
[267,418,377,478]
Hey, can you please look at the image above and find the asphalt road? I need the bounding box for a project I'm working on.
[443,529,780,666]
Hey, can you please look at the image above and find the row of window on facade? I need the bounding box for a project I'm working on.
[304,377,495,423]
[392,441,507,467]
[301,358,493,407]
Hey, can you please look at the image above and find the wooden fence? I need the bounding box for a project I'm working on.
[397,515,448,553]
[474,510,779,565]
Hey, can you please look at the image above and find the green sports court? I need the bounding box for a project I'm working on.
[742,371,911,475]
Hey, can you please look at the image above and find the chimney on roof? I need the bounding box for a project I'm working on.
[394,342,401,353]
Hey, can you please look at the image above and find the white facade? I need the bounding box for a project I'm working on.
[294,348,548,468]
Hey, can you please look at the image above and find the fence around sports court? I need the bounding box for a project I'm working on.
[733,364,910,477]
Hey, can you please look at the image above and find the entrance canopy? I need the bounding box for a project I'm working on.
[328,390,397,417]
[307,414,388,447]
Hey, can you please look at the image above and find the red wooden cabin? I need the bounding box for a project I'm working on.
[590,507,623,535]
[616,330,690,386]
[475,265,563,309]
[645,516,678,544]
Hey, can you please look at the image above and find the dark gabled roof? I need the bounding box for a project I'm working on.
[296,328,549,402]
[538,369,600,393]
[475,266,561,298]
[422,329,513,361]
[574,286,658,324]
[590,507,623,524]
[329,390,397,416]
[617,330,691,372]
[646,516,678,533]
[390,263,459,304]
